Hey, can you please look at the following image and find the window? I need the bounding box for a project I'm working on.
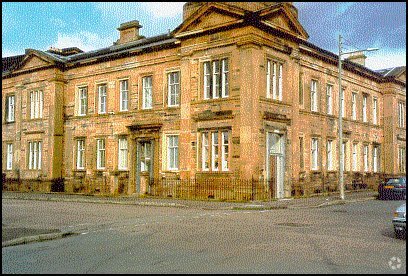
[28,141,42,170]
[201,130,229,172]
[221,131,229,171]
[76,139,85,169]
[96,139,106,169]
[373,98,378,125]
[142,76,152,109]
[6,95,15,122]
[204,58,229,100]
[362,94,367,123]
[140,142,151,172]
[120,80,129,111]
[341,89,345,118]
[310,80,318,112]
[30,90,43,119]
[118,138,128,170]
[352,143,358,171]
[202,133,209,171]
[6,143,13,170]
[266,59,283,101]
[98,84,107,114]
[311,138,318,170]
[363,145,369,172]
[168,72,180,107]
[167,135,179,170]
[352,92,357,120]
[327,140,333,170]
[373,145,379,173]
[398,147,406,173]
[212,132,219,171]
[398,102,405,128]
[78,87,87,116]
[326,85,333,115]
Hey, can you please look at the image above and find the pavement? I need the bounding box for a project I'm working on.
[2,190,378,247]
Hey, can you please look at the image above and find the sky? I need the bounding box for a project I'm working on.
[2,2,406,70]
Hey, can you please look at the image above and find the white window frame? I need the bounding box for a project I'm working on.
[211,132,219,171]
[222,59,229,98]
[363,145,369,172]
[202,132,209,171]
[76,139,85,170]
[118,137,128,170]
[6,95,15,122]
[120,80,129,111]
[168,72,180,107]
[266,60,271,99]
[221,131,229,171]
[327,140,333,171]
[28,141,42,170]
[311,80,318,112]
[142,76,152,109]
[30,90,43,119]
[78,87,87,116]
[98,85,107,114]
[326,85,333,115]
[372,97,378,125]
[278,64,283,101]
[6,143,13,170]
[362,94,367,123]
[373,146,379,173]
[311,138,318,170]
[96,139,106,170]
[398,102,405,128]
[203,58,229,100]
[272,62,277,100]
[167,135,179,170]
[352,143,358,171]
[352,92,357,120]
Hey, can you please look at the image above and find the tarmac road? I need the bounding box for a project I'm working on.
[2,193,406,274]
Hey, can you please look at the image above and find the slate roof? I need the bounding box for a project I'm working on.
[2,54,25,73]
[374,66,406,77]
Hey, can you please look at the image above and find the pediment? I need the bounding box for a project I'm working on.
[12,51,57,74]
[174,3,245,38]
[259,6,309,40]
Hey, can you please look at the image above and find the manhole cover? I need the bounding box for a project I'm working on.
[276,222,310,228]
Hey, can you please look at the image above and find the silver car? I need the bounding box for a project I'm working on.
[393,203,406,239]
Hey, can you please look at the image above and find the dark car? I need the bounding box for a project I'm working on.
[378,177,406,200]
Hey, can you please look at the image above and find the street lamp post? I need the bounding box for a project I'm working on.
[338,34,378,200]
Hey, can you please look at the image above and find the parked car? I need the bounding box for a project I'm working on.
[378,177,406,200]
[393,203,406,239]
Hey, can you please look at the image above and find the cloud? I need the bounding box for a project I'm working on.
[365,49,406,70]
[140,2,185,18]
[50,31,115,52]
[2,48,23,57]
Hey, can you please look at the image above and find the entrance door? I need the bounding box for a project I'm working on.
[136,140,154,194]
[266,132,285,199]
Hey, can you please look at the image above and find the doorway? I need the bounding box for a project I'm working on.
[266,132,285,199]
[136,140,154,194]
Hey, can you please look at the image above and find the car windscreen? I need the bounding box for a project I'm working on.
[386,178,406,185]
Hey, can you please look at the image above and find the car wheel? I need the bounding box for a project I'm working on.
[394,228,406,239]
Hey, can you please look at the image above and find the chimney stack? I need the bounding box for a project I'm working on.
[345,51,367,67]
[116,20,143,45]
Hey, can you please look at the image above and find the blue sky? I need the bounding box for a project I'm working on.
[2,2,406,70]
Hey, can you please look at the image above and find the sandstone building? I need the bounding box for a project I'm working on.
[2,2,406,199]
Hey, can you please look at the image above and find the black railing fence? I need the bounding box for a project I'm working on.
[3,172,380,201]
